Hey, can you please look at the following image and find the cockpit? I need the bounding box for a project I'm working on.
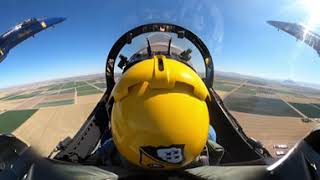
[113,29,210,84]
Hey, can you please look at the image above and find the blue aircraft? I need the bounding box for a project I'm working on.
[0,17,65,63]
[267,20,320,56]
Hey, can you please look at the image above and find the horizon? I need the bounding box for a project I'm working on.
[2,69,320,91]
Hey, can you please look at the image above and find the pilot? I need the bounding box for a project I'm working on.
[89,56,223,169]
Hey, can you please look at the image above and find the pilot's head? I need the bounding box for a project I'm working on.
[110,55,210,170]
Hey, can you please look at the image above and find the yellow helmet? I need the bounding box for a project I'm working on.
[110,55,210,170]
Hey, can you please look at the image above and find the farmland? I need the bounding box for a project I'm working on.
[0,74,106,112]
[0,71,319,157]
[35,99,74,108]
[0,74,106,155]
[0,109,38,133]
[289,102,320,118]
[224,93,301,117]
[213,82,238,92]
[213,72,320,157]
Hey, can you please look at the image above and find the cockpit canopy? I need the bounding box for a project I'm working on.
[110,24,214,87]
[120,33,195,70]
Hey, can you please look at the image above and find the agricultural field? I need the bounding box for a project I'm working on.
[271,88,304,98]
[236,86,257,95]
[314,104,320,109]
[0,74,106,133]
[213,72,320,157]
[224,93,301,117]
[213,82,238,92]
[35,99,74,108]
[215,73,244,84]
[231,111,316,156]
[0,72,319,157]
[0,92,21,100]
[0,74,106,155]
[94,82,107,89]
[289,102,320,118]
[1,91,42,101]
[60,88,75,94]
[0,109,38,133]
[76,85,103,96]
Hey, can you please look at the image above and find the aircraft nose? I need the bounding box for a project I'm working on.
[267,20,277,26]
[44,17,66,26]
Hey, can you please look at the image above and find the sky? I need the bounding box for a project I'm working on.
[0,0,320,88]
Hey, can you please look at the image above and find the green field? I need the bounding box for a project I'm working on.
[45,81,90,92]
[0,109,38,133]
[61,82,77,89]
[77,89,102,96]
[0,92,21,100]
[75,81,87,86]
[5,91,42,101]
[224,93,301,117]
[290,102,320,118]
[87,80,98,83]
[76,85,96,91]
[255,87,274,94]
[213,82,237,92]
[237,86,257,95]
[47,83,65,91]
[215,75,243,84]
[38,84,57,90]
[35,99,74,108]
[76,85,102,96]
[60,88,75,94]
[314,104,320,109]
[94,82,106,89]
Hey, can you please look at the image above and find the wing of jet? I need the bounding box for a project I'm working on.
[0,17,66,63]
[267,20,320,56]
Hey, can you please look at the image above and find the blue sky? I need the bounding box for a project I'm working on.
[0,0,320,88]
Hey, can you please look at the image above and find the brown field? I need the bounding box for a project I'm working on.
[0,92,7,98]
[280,94,320,104]
[14,96,45,110]
[255,93,279,99]
[231,111,318,156]
[13,103,98,156]
[44,93,74,102]
[77,93,103,104]
[0,99,25,111]
[215,90,227,98]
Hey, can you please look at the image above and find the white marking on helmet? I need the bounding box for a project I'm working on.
[157,147,183,164]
